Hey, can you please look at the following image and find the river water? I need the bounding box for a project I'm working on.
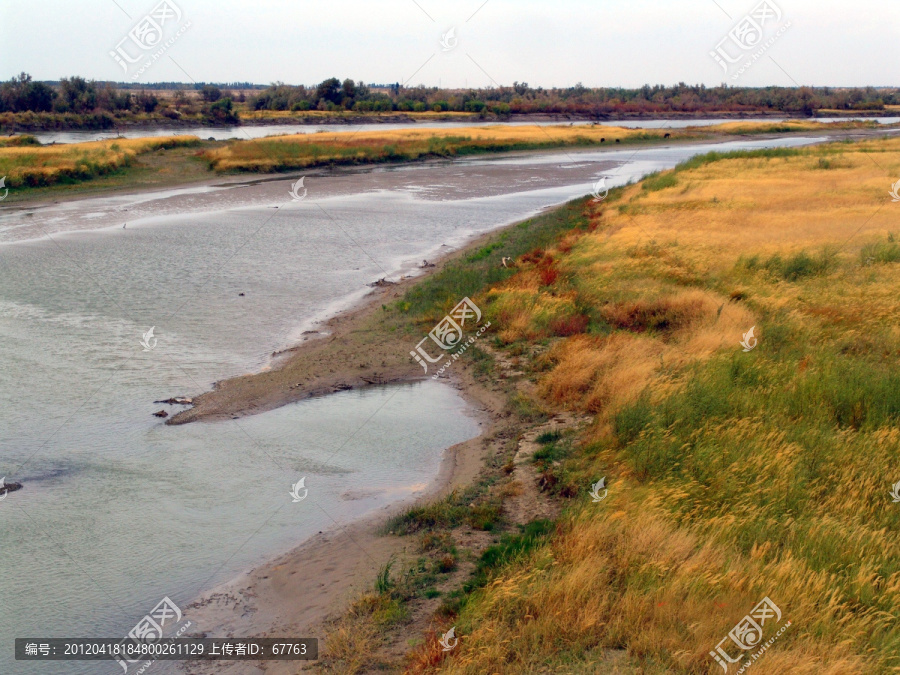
[0,133,849,673]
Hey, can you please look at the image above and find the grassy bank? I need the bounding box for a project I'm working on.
[2,120,889,201]
[202,123,692,173]
[0,135,201,189]
[202,119,887,173]
[713,119,884,134]
[320,135,900,673]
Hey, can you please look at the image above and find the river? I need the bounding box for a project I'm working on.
[0,133,853,673]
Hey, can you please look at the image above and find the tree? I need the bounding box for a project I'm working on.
[200,85,222,102]
[341,78,356,100]
[491,102,511,118]
[206,97,238,123]
[59,76,97,113]
[315,77,342,105]
[134,90,158,113]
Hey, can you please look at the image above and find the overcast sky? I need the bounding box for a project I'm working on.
[1,0,897,88]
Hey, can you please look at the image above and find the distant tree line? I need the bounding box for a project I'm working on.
[0,73,238,123]
[247,79,898,116]
[2,73,896,121]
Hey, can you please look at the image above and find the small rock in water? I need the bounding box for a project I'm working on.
[0,480,23,497]
[238,292,245,296]
[153,409,169,418]
[154,397,193,405]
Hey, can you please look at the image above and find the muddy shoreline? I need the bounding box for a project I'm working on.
[181,365,504,675]
[167,222,510,425]
[164,127,899,427]
[176,222,517,673]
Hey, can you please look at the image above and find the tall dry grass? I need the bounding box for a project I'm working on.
[203,124,687,172]
[706,120,882,135]
[0,135,201,187]
[419,136,900,673]
[203,120,885,173]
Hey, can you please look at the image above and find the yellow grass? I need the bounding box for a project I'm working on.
[425,136,900,673]
[0,135,201,187]
[703,120,884,134]
[202,124,687,172]
[204,120,888,173]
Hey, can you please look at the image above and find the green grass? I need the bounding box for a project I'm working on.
[642,172,679,192]
[396,198,594,322]
[375,557,396,594]
[465,520,555,592]
[674,147,803,172]
[738,248,837,281]
[763,249,837,280]
[861,233,900,265]
[384,487,503,535]
[535,430,562,444]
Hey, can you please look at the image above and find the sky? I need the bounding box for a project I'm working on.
[0,0,897,88]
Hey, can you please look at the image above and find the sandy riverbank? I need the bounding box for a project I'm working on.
[181,365,505,675]
[175,248,515,675]
[165,220,518,426]
[171,194,548,672]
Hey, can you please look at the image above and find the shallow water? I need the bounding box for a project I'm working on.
[0,133,844,673]
[27,116,900,145]
[0,382,479,674]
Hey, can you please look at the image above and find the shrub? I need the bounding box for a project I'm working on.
[539,266,559,285]
[764,249,835,280]
[550,314,590,336]
[860,234,900,265]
